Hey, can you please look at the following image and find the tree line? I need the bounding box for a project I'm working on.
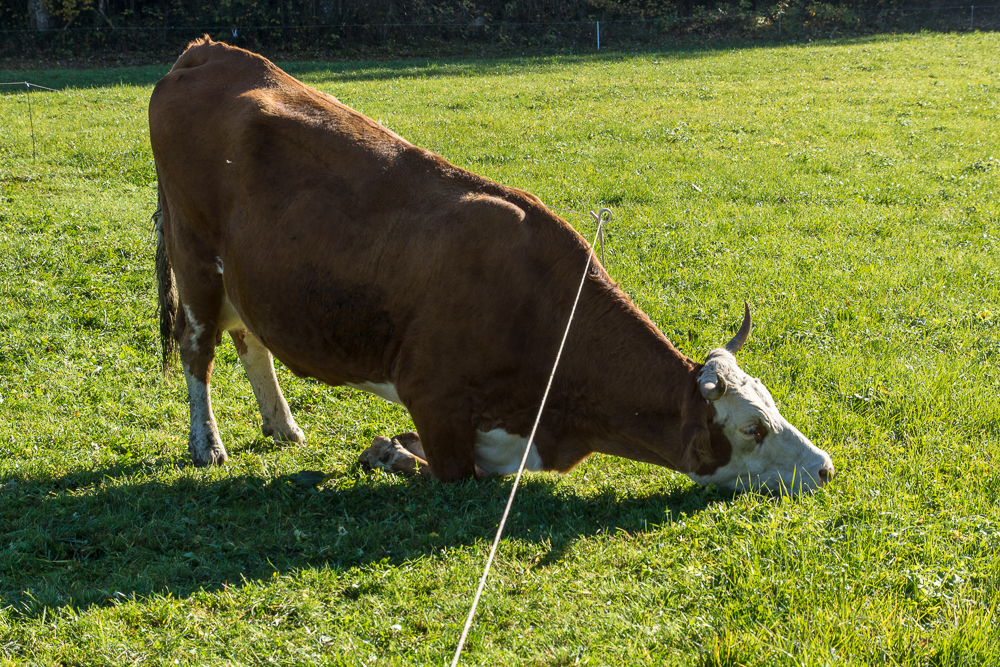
[1,0,993,55]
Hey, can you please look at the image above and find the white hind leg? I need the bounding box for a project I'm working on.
[229,328,304,443]
[177,303,228,467]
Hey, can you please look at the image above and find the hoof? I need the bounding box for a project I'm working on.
[189,444,228,467]
[189,426,228,466]
[359,435,425,476]
[263,423,305,443]
[359,435,402,471]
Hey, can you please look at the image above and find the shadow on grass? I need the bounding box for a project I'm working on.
[0,459,728,617]
[0,32,923,94]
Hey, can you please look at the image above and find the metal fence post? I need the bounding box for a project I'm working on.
[596,21,600,50]
[26,82,36,161]
[970,5,975,30]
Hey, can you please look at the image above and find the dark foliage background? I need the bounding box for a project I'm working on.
[1,0,997,58]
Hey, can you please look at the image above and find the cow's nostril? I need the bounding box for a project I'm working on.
[818,465,835,484]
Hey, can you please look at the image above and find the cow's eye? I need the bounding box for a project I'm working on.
[742,423,768,444]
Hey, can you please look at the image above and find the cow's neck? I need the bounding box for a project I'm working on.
[553,281,702,449]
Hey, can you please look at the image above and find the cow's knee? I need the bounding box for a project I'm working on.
[406,403,477,482]
[394,432,425,459]
[360,435,429,477]
[427,457,475,482]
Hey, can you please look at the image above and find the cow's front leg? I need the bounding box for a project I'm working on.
[406,400,477,482]
[179,308,227,467]
[394,432,425,459]
[229,330,304,443]
[360,434,431,477]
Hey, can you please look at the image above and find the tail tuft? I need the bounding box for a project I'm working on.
[154,200,179,374]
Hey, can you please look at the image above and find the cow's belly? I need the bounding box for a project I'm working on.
[345,381,402,404]
[346,382,543,475]
[221,251,402,384]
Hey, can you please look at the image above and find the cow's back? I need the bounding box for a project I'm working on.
[150,38,399,231]
[149,38,589,396]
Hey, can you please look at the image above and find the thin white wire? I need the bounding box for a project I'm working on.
[0,81,59,91]
[450,208,612,667]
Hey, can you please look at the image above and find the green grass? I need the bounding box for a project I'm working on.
[1,32,999,665]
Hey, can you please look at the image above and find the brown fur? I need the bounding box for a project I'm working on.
[149,38,733,480]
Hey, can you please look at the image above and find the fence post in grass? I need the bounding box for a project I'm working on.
[26,83,36,161]
[778,12,782,38]
[970,5,974,30]
[3,80,58,161]
[596,21,600,50]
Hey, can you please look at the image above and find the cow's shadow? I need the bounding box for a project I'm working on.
[0,456,732,617]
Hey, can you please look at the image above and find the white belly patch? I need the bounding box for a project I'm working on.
[474,428,543,475]
[346,381,403,405]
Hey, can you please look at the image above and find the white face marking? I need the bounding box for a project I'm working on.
[214,256,224,274]
[474,428,543,475]
[346,381,402,405]
[687,350,834,494]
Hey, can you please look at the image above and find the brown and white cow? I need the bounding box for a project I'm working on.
[150,37,834,494]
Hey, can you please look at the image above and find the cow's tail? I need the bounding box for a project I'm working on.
[153,194,179,375]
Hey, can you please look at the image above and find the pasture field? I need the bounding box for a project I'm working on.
[1,32,999,665]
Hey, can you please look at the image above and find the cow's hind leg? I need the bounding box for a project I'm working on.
[156,197,229,466]
[229,329,304,443]
[177,300,228,467]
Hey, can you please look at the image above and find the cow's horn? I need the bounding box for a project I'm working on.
[700,373,727,401]
[724,302,752,354]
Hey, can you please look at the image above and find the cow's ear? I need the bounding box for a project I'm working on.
[677,384,713,473]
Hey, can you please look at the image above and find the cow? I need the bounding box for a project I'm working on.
[150,37,835,494]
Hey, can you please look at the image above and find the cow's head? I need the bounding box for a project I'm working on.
[686,305,835,494]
